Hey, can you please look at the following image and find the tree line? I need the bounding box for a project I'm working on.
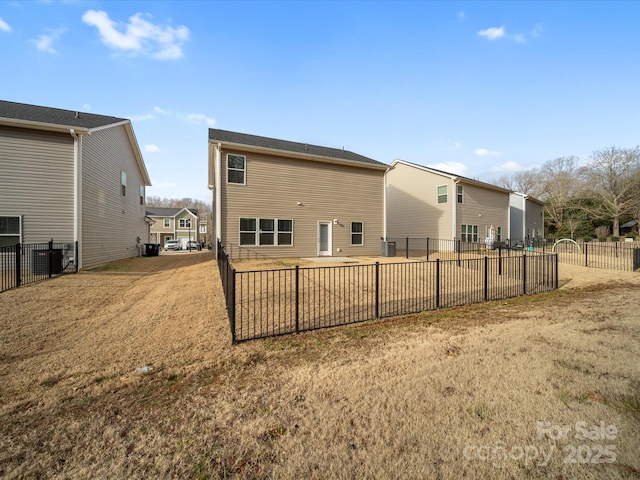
[495,147,640,239]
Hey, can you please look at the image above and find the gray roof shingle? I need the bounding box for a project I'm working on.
[0,100,127,129]
[146,207,199,217]
[209,128,386,167]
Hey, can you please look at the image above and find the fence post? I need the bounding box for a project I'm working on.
[375,262,380,318]
[436,259,441,309]
[15,242,22,287]
[426,238,430,261]
[585,242,588,267]
[48,238,54,278]
[523,253,527,295]
[295,265,300,333]
[484,256,488,302]
[75,240,79,272]
[555,254,559,290]
[457,239,461,267]
[405,237,409,259]
[498,246,502,276]
[230,267,236,344]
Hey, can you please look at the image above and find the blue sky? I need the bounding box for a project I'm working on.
[2,1,639,202]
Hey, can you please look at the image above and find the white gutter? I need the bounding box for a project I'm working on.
[215,142,222,249]
[70,129,82,269]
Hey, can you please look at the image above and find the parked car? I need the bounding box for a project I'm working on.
[164,239,182,251]
[186,240,200,250]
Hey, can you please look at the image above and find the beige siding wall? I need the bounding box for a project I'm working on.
[175,210,198,243]
[456,182,509,241]
[150,216,175,234]
[81,125,148,268]
[0,126,74,243]
[220,148,384,258]
[386,163,452,239]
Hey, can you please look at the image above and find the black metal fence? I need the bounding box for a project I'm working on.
[217,241,558,343]
[550,240,640,271]
[389,236,640,272]
[0,240,77,293]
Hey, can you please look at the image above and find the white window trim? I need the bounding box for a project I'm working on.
[139,185,145,206]
[350,221,364,246]
[163,218,171,228]
[121,171,127,196]
[227,154,246,185]
[461,224,478,243]
[437,185,448,204]
[239,217,293,247]
[179,218,193,228]
[457,185,464,204]
[0,215,22,246]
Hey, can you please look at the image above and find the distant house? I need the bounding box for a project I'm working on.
[509,192,545,242]
[386,159,511,244]
[0,100,151,268]
[208,129,387,258]
[146,207,199,248]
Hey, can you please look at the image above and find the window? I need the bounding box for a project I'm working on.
[239,218,293,246]
[179,219,192,228]
[497,226,502,242]
[227,154,246,184]
[457,185,464,204]
[461,224,478,243]
[0,216,21,247]
[437,185,447,204]
[163,219,170,228]
[139,185,145,205]
[351,221,364,246]
[121,171,127,196]
[199,225,207,234]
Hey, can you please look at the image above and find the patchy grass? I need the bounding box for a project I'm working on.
[0,256,639,479]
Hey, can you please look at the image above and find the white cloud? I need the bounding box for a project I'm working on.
[131,113,154,121]
[82,10,189,59]
[144,144,160,153]
[31,29,66,54]
[531,24,543,37]
[186,113,216,127]
[475,148,500,156]
[426,162,469,176]
[491,161,536,173]
[153,106,168,114]
[478,26,505,40]
[0,16,11,32]
[151,181,176,188]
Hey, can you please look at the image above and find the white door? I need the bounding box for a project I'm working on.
[318,222,332,257]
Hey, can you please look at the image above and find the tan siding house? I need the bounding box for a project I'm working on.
[0,100,151,268]
[208,129,387,258]
[147,207,199,248]
[386,160,510,244]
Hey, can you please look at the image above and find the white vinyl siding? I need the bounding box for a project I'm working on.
[0,126,74,244]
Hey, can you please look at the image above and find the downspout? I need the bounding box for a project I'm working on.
[70,129,82,269]
[383,168,388,240]
[452,178,459,241]
[215,142,222,249]
[522,195,527,240]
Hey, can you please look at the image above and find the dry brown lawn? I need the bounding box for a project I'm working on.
[1,251,639,479]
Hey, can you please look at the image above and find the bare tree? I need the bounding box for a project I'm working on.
[495,169,542,197]
[578,146,640,237]
[537,156,580,235]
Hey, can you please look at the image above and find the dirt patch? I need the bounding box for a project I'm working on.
[1,253,639,478]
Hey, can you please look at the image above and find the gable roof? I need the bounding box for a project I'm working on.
[0,100,127,132]
[209,128,387,170]
[510,191,545,205]
[391,159,512,194]
[146,207,199,217]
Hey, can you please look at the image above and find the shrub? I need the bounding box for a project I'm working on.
[594,225,610,238]
[583,237,592,243]
[611,236,619,242]
[598,237,607,242]
[627,233,637,240]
